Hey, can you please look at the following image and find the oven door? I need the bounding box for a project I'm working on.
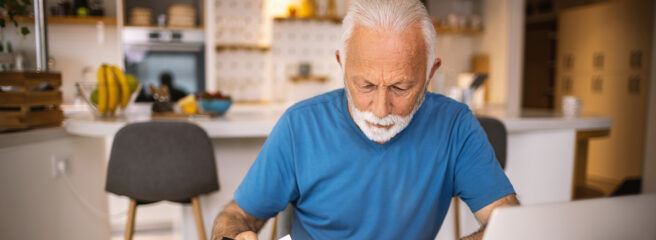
[124,42,205,102]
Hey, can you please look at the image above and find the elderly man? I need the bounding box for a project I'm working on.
[212,0,518,239]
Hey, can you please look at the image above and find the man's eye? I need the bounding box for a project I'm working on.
[362,85,375,89]
[392,86,406,91]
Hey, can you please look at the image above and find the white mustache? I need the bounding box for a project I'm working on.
[358,111,404,127]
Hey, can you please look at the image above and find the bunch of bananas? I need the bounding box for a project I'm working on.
[93,64,138,116]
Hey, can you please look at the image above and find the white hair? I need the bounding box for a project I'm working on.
[339,0,437,81]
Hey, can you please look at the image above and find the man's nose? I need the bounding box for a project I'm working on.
[372,89,391,118]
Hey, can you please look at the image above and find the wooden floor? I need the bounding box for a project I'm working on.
[111,229,179,240]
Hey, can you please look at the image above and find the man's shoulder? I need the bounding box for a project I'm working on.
[422,92,469,116]
[284,89,345,116]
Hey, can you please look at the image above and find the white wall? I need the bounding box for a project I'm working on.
[433,34,481,94]
[478,0,508,105]
[0,130,110,240]
[425,0,484,94]
[3,23,121,104]
[643,2,656,194]
[477,0,524,115]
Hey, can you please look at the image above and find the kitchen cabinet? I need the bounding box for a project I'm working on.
[555,0,653,191]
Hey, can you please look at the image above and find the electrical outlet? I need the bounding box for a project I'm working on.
[51,155,70,178]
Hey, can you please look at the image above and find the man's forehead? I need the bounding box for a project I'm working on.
[347,24,425,54]
[345,25,426,69]
[351,73,418,86]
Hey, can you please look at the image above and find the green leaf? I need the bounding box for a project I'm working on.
[20,26,29,36]
[15,8,27,15]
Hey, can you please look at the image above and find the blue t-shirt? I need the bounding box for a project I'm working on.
[235,89,515,239]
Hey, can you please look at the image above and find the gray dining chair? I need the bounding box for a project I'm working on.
[451,116,508,237]
[271,116,508,239]
[105,121,219,240]
[476,116,507,169]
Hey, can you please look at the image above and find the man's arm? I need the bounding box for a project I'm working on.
[211,200,267,240]
[461,193,519,240]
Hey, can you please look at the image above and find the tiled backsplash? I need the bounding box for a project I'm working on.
[213,0,344,102]
[271,20,343,102]
[211,0,481,102]
[214,0,270,45]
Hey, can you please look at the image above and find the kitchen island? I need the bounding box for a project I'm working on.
[63,103,611,240]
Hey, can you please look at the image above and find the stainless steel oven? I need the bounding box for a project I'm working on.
[122,27,205,101]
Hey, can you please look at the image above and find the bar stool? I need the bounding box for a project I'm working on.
[105,121,219,240]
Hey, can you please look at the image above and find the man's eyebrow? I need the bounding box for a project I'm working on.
[389,79,418,87]
[363,80,376,85]
[352,76,373,85]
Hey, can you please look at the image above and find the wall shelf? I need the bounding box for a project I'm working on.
[272,17,482,35]
[273,16,342,24]
[215,44,270,52]
[435,26,483,35]
[290,75,329,83]
[2,16,117,25]
[123,25,204,31]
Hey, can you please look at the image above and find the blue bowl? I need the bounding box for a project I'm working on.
[200,99,232,115]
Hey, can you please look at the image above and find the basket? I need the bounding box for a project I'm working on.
[0,71,64,132]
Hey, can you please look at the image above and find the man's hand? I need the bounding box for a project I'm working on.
[234,231,258,240]
[461,193,519,240]
[211,200,267,240]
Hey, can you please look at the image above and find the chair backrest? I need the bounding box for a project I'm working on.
[105,121,219,203]
[476,116,507,169]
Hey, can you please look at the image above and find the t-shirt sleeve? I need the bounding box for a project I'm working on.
[452,108,515,213]
[234,113,299,219]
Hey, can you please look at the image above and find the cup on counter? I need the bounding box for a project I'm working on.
[562,96,583,118]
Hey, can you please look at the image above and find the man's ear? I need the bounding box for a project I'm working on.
[428,58,442,81]
[335,50,343,69]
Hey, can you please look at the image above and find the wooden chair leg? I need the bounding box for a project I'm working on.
[192,197,207,240]
[125,199,137,240]
[453,197,461,240]
[270,215,279,240]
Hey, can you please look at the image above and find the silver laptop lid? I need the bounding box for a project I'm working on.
[483,194,656,240]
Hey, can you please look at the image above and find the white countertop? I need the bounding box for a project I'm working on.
[64,103,287,138]
[474,107,612,133]
[63,103,612,138]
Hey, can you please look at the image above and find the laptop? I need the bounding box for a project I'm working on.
[483,194,656,240]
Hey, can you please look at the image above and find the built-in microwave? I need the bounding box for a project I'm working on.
[122,27,205,101]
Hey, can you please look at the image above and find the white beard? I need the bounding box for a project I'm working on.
[346,88,425,143]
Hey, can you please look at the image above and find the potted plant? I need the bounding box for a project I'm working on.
[0,0,31,67]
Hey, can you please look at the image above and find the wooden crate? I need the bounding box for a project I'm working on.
[0,71,64,132]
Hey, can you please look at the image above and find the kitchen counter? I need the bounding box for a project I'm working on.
[63,103,611,138]
[0,127,70,149]
[474,106,612,133]
[63,103,287,138]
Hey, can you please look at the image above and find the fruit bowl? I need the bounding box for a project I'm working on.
[76,81,142,118]
[200,99,232,115]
